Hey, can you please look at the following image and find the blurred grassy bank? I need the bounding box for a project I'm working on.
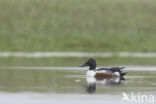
[0,0,156,52]
[1,57,156,66]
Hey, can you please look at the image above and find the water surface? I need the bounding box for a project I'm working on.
[0,56,156,104]
[0,67,156,104]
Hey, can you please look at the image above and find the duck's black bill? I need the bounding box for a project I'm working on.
[80,62,88,67]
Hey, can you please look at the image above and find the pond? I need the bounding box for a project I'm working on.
[0,57,156,104]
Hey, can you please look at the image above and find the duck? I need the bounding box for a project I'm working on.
[80,58,127,77]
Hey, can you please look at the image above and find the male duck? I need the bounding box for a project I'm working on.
[80,58,127,77]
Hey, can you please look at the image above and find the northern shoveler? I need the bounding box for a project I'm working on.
[80,58,127,77]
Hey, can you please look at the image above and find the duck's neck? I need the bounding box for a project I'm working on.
[89,65,96,70]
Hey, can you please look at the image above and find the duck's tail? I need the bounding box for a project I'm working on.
[120,72,128,77]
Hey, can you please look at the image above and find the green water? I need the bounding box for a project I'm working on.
[0,57,156,104]
[0,57,156,94]
[0,68,156,94]
[1,57,156,66]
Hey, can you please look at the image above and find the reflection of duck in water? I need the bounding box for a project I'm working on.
[80,58,127,93]
[86,82,96,94]
[80,58,127,78]
[86,76,125,94]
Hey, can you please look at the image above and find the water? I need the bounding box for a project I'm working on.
[0,57,156,104]
[0,67,156,104]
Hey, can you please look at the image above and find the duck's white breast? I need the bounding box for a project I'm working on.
[86,70,96,77]
[113,72,120,77]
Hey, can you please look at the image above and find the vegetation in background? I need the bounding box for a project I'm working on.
[0,0,156,52]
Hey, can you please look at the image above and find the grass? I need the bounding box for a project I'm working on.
[0,0,156,52]
[0,57,156,67]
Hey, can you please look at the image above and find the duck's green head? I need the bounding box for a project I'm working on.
[80,58,97,70]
